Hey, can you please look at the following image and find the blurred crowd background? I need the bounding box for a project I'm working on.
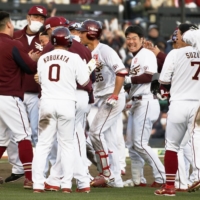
[1,0,200,147]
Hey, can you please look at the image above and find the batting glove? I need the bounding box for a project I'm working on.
[124,76,131,85]
[157,89,169,101]
[106,94,118,107]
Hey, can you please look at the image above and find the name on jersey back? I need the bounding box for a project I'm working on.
[43,54,69,63]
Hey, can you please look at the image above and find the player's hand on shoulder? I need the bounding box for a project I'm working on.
[106,94,118,107]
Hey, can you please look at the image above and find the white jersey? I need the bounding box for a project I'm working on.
[37,49,89,101]
[129,48,157,98]
[159,46,200,101]
[91,43,127,97]
[183,29,200,54]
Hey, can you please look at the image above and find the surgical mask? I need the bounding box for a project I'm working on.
[160,118,167,126]
[29,20,43,33]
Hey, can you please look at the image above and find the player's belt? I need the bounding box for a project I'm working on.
[131,95,157,101]
[132,96,142,101]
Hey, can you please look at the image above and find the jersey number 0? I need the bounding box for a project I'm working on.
[49,64,60,82]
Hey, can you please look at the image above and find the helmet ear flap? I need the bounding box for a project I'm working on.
[86,31,96,40]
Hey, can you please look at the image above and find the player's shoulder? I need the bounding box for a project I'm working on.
[97,43,118,57]
[13,28,26,40]
[141,48,156,57]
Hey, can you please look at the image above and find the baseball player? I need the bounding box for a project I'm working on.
[165,29,195,191]
[154,23,200,196]
[4,5,47,183]
[32,27,90,193]
[124,25,166,187]
[0,11,37,188]
[182,26,200,192]
[77,19,128,187]
[38,16,93,192]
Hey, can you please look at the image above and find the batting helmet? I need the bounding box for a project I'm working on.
[51,27,73,48]
[77,19,102,40]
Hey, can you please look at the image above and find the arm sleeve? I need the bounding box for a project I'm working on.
[159,49,176,85]
[102,47,128,76]
[131,73,153,84]
[12,43,37,74]
[75,55,90,86]
[157,52,167,73]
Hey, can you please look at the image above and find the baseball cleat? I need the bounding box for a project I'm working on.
[23,178,33,189]
[154,184,176,196]
[135,183,147,187]
[5,173,24,183]
[76,187,90,193]
[188,181,200,192]
[150,181,164,188]
[121,170,126,176]
[90,175,107,187]
[44,182,60,191]
[62,188,72,193]
[33,189,45,193]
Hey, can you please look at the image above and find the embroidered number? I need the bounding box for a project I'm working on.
[49,64,60,82]
[191,62,200,80]
[96,73,104,82]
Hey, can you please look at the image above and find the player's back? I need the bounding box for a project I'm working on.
[170,46,200,101]
[38,49,84,101]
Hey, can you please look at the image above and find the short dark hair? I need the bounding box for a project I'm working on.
[125,25,144,38]
[39,25,48,36]
[178,23,199,35]
[0,11,10,30]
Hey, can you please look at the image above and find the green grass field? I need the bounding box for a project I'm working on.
[1,158,200,200]
[1,182,200,200]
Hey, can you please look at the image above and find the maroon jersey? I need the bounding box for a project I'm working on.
[0,33,37,100]
[13,26,42,93]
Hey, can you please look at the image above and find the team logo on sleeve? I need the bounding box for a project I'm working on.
[113,64,118,70]
[130,65,140,75]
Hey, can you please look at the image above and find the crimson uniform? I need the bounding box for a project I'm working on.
[0,32,37,184]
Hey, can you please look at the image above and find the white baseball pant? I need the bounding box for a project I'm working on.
[130,96,166,184]
[32,99,75,190]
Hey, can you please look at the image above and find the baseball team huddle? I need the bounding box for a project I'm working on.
[0,4,200,197]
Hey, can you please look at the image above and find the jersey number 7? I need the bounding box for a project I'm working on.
[191,62,200,80]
